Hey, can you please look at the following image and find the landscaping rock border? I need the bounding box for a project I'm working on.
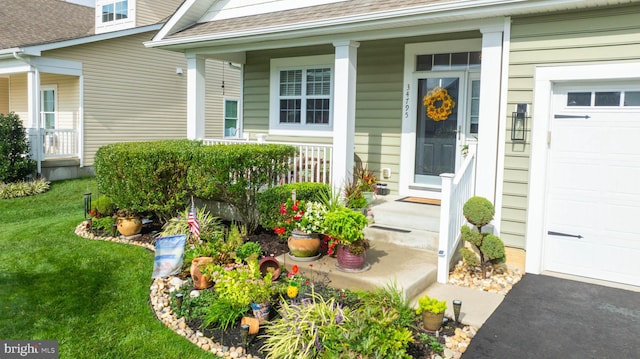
[75,221,511,359]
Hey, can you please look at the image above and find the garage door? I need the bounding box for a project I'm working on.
[544,83,640,286]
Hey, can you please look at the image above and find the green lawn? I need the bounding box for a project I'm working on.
[0,178,214,358]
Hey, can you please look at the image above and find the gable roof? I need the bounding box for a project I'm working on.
[149,0,640,51]
[0,0,94,50]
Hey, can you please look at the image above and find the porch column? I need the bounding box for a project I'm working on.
[332,41,360,191]
[186,54,206,140]
[476,28,504,203]
[27,69,43,174]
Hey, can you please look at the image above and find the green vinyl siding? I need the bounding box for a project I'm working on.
[502,4,640,248]
[242,32,477,193]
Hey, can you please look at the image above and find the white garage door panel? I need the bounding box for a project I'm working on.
[545,88,640,287]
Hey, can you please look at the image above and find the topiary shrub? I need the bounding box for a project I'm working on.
[460,196,506,278]
[0,112,36,183]
[256,182,331,232]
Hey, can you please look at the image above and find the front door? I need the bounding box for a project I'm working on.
[415,77,460,186]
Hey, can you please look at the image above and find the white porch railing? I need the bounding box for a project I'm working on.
[202,138,333,185]
[437,146,477,283]
[41,129,79,158]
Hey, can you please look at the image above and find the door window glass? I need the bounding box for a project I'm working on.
[594,92,621,106]
[41,88,55,129]
[224,99,239,137]
[624,91,640,106]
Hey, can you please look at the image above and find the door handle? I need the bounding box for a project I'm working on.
[548,231,583,239]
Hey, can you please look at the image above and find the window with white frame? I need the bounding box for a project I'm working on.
[102,0,128,22]
[224,99,239,137]
[96,0,135,33]
[41,87,56,129]
[270,55,333,135]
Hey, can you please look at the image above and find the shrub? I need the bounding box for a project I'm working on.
[460,196,506,278]
[261,291,347,358]
[94,139,201,221]
[188,144,296,232]
[235,241,262,262]
[0,178,49,199]
[202,297,249,331]
[0,112,36,183]
[256,182,331,232]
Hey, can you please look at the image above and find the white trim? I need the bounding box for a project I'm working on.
[30,57,83,77]
[526,61,640,275]
[269,54,334,137]
[79,75,84,168]
[492,17,511,234]
[3,24,163,58]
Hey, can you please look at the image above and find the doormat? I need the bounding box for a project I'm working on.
[396,197,441,206]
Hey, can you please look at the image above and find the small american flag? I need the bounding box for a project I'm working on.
[187,205,200,240]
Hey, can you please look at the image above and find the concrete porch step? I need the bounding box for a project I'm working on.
[363,195,441,251]
[276,240,438,302]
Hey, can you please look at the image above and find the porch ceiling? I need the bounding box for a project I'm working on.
[150,0,637,53]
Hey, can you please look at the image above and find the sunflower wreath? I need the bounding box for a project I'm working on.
[423,86,456,122]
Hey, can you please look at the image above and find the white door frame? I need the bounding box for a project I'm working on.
[525,61,640,275]
[400,39,482,198]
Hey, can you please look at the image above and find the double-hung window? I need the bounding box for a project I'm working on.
[270,55,333,136]
[102,1,128,22]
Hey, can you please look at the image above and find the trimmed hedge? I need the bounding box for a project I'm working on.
[256,182,331,232]
[95,141,302,232]
[188,144,296,232]
[94,139,201,221]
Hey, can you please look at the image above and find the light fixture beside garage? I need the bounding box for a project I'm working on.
[511,103,528,142]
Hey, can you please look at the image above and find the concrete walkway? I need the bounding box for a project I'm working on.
[278,239,505,329]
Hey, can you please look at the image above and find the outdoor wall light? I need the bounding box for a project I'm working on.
[511,103,527,142]
[175,293,184,311]
[83,191,92,219]
[453,299,462,324]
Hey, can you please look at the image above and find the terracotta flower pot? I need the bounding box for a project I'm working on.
[190,257,214,289]
[241,316,260,335]
[336,244,367,270]
[259,256,281,281]
[116,216,142,236]
[422,311,445,331]
[288,230,320,258]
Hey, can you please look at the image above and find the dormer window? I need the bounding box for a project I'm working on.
[96,0,135,34]
[102,1,128,23]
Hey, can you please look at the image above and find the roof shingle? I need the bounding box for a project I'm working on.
[0,0,94,50]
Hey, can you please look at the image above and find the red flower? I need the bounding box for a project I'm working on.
[274,227,286,235]
[292,201,299,211]
[280,203,287,214]
[292,265,299,275]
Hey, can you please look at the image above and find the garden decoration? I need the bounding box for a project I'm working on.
[286,265,300,299]
[459,196,506,279]
[423,86,455,121]
[416,295,447,331]
[453,299,462,324]
[190,257,215,289]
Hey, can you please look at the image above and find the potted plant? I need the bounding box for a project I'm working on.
[322,206,370,271]
[416,295,447,331]
[114,208,142,236]
[274,199,327,259]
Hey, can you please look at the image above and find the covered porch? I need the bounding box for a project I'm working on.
[204,137,477,284]
[0,56,84,179]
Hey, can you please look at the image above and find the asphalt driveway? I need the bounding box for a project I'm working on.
[463,274,640,358]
